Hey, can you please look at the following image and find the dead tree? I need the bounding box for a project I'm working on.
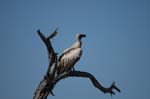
[33,28,121,99]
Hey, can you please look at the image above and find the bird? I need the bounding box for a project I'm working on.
[57,33,86,74]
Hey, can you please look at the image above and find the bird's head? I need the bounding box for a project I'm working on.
[76,33,86,41]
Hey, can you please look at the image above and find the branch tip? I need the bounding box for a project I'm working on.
[37,29,41,34]
[47,27,59,39]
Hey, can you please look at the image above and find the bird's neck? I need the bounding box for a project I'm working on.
[75,40,82,48]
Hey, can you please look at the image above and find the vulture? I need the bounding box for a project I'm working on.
[57,33,86,74]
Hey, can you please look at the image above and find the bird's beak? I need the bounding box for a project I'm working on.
[81,34,86,38]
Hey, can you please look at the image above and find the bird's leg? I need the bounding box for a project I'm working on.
[72,67,75,71]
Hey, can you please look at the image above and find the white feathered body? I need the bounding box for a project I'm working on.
[57,42,82,74]
[57,34,86,74]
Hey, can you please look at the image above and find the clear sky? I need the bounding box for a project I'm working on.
[0,0,149,99]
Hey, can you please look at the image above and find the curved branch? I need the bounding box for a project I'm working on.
[54,71,120,95]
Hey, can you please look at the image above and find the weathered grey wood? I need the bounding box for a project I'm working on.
[33,28,58,99]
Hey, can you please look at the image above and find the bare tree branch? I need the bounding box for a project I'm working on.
[47,27,58,40]
[37,29,56,61]
[33,28,58,99]
[54,71,120,95]
[33,28,120,99]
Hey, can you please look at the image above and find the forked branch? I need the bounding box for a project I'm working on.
[54,71,120,95]
[33,28,120,99]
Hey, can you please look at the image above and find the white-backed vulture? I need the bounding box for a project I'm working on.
[57,33,86,74]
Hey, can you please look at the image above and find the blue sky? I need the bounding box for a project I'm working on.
[0,0,149,99]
